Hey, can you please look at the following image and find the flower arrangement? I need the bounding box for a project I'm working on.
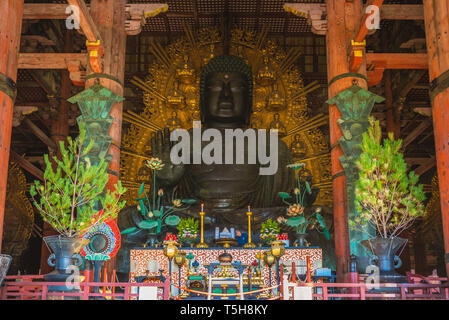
[177,217,199,244]
[349,119,426,239]
[29,123,127,238]
[279,207,330,240]
[121,158,196,236]
[277,163,330,240]
[279,162,310,217]
[260,218,280,243]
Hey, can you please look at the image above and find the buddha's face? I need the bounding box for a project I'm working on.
[203,72,249,126]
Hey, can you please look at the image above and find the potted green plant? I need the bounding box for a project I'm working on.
[278,163,329,246]
[260,218,280,244]
[350,119,426,283]
[29,123,127,288]
[120,158,196,247]
[177,217,199,247]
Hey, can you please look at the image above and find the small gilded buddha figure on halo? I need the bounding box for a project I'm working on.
[269,112,287,138]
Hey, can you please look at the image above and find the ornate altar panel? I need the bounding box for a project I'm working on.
[130,247,322,289]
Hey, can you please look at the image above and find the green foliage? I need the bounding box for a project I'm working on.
[279,162,312,208]
[165,215,181,226]
[260,218,280,243]
[132,167,196,236]
[177,217,199,243]
[29,122,127,237]
[278,192,291,200]
[351,119,426,238]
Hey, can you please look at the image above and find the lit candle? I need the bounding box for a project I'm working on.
[247,205,251,212]
[201,203,204,212]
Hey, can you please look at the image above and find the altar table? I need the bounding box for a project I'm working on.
[130,247,322,288]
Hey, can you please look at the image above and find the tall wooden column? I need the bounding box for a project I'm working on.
[0,0,23,252]
[326,0,368,282]
[86,0,127,190]
[423,0,449,276]
[85,0,127,272]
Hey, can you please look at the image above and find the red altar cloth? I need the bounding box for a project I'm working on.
[130,247,322,287]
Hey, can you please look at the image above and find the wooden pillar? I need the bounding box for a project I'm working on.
[86,0,126,190]
[86,0,127,271]
[0,0,23,252]
[39,30,73,274]
[326,0,368,282]
[423,0,449,276]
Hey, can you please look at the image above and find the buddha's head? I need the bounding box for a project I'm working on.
[200,55,253,127]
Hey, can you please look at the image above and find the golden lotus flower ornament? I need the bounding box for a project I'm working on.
[146,158,164,170]
[287,203,304,216]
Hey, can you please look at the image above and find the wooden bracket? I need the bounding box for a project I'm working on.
[349,40,366,73]
[367,61,386,86]
[67,61,86,87]
[284,3,327,35]
[125,4,169,36]
[86,40,103,73]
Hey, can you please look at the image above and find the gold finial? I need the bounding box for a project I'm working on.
[196,203,208,248]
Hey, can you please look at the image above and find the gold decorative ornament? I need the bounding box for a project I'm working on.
[243,206,257,248]
[3,163,36,271]
[196,204,209,248]
[256,54,276,87]
[166,80,186,109]
[174,251,187,268]
[263,251,276,267]
[163,241,179,259]
[266,83,286,111]
[176,55,196,85]
[270,241,286,259]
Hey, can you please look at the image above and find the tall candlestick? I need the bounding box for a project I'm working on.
[196,203,208,248]
[244,205,256,248]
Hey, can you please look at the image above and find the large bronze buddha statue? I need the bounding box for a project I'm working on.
[149,55,316,227]
[116,56,318,278]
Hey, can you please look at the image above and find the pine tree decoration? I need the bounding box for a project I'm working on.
[29,123,127,238]
[350,119,426,238]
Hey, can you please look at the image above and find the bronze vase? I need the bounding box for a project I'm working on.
[361,237,407,284]
[43,235,89,292]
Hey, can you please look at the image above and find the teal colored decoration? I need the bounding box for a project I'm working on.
[68,82,125,167]
[278,163,330,240]
[133,180,196,238]
[85,253,111,262]
[327,85,385,263]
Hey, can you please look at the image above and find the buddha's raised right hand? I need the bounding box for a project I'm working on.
[150,127,186,187]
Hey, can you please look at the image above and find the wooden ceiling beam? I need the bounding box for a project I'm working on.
[354,0,384,43]
[401,118,433,150]
[66,0,102,43]
[23,118,57,150]
[18,53,87,70]
[23,4,69,19]
[350,0,384,72]
[380,4,424,20]
[406,157,434,166]
[366,53,428,70]
[415,157,436,176]
[10,150,44,181]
